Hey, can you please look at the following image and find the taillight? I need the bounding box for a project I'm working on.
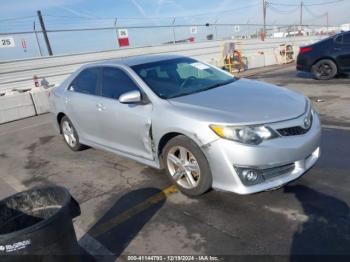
[299,46,313,54]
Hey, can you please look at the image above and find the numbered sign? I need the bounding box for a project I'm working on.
[234,25,240,33]
[0,36,15,48]
[190,26,198,34]
[118,29,129,38]
[117,29,129,47]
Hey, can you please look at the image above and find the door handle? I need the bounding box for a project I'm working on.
[96,103,106,111]
[334,47,342,51]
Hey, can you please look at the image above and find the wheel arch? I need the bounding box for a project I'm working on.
[158,131,207,168]
[57,112,66,133]
[157,132,183,166]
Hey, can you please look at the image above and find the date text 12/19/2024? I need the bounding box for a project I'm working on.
[127,255,220,261]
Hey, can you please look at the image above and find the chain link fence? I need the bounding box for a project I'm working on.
[0,23,347,60]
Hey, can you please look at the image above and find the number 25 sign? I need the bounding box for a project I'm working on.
[0,36,16,48]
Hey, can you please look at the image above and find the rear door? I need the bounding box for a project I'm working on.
[64,67,103,144]
[95,66,154,160]
[334,33,350,72]
[340,33,350,72]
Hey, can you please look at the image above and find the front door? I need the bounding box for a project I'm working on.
[95,66,154,160]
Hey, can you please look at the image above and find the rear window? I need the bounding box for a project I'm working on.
[334,35,343,44]
[71,68,99,95]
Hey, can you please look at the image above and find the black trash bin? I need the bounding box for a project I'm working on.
[0,186,81,262]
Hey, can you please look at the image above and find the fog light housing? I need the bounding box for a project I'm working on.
[234,166,264,186]
[242,170,258,182]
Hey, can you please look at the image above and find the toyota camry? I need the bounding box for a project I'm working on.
[50,54,321,196]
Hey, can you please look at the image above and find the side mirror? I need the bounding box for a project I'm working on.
[119,90,141,104]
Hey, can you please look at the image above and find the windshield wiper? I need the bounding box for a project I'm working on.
[167,79,235,99]
[201,79,235,92]
[168,92,194,99]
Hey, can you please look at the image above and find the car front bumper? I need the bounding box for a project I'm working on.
[204,112,322,195]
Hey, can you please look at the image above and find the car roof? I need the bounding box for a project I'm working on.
[92,54,186,67]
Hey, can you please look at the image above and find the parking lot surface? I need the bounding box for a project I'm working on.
[0,64,349,261]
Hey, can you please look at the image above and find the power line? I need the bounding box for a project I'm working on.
[0,16,36,22]
[268,0,344,6]
[304,5,327,18]
[0,2,260,29]
[268,5,300,14]
[44,3,260,21]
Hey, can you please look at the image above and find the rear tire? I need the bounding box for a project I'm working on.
[312,59,337,80]
[163,135,212,196]
[60,116,86,151]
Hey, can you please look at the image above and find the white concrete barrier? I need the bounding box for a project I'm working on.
[247,54,266,69]
[30,89,51,115]
[264,52,278,66]
[0,92,36,124]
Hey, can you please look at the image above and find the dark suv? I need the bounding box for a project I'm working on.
[297,31,350,80]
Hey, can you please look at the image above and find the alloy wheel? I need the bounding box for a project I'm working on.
[62,121,77,148]
[316,62,332,77]
[166,146,201,189]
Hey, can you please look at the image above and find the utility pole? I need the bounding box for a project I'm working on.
[114,18,118,47]
[172,17,176,44]
[263,0,267,39]
[37,10,53,56]
[300,1,303,26]
[33,22,43,57]
[326,12,329,33]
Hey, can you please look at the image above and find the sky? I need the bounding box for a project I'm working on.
[1,0,350,60]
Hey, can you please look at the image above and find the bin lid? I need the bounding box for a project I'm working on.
[0,186,79,238]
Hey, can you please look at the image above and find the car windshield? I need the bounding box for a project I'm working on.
[131,57,236,99]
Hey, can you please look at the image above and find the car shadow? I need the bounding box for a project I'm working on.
[79,187,167,261]
[296,71,315,79]
[285,185,350,262]
[296,71,350,80]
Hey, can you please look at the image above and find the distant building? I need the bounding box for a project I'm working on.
[272,27,312,38]
[341,23,350,31]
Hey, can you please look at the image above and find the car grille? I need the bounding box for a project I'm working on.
[277,115,313,136]
[277,126,309,136]
[261,163,295,180]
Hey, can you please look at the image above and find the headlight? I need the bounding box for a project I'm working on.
[210,125,279,145]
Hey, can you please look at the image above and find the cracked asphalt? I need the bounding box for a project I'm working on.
[0,64,349,261]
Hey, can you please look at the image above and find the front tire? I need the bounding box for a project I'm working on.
[312,59,337,80]
[60,116,86,151]
[163,135,212,196]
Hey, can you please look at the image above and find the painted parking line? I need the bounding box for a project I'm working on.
[75,224,115,258]
[90,185,178,238]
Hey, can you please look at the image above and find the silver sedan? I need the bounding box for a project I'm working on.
[49,54,321,196]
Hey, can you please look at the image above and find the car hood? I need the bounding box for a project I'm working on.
[168,78,307,125]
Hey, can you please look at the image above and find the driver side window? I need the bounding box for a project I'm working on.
[101,67,139,99]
